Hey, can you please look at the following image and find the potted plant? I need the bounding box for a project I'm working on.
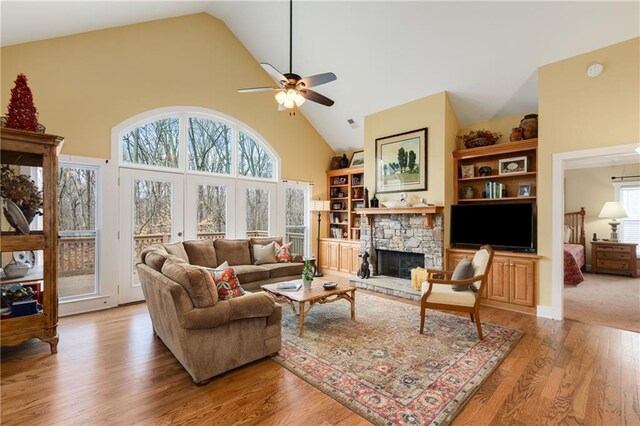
[1,165,43,231]
[302,258,314,289]
[457,129,502,149]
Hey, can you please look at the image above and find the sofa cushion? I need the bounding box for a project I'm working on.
[161,258,218,307]
[275,242,293,263]
[214,239,252,266]
[209,268,246,300]
[231,265,270,283]
[142,246,171,271]
[253,242,277,265]
[180,292,276,330]
[163,242,189,262]
[183,239,218,268]
[260,262,305,279]
[249,237,284,263]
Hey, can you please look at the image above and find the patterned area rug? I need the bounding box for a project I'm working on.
[273,293,522,425]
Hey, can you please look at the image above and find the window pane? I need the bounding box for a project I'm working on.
[197,184,227,239]
[133,180,173,274]
[238,132,274,179]
[58,166,98,298]
[122,118,180,168]
[620,186,640,246]
[246,188,269,237]
[187,117,232,174]
[285,187,306,255]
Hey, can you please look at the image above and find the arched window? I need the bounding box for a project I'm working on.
[115,107,279,181]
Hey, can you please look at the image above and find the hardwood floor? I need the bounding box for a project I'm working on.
[2,275,639,425]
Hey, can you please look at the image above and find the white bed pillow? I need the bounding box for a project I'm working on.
[563,225,573,244]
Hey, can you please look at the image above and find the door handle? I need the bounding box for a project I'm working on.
[177,232,183,237]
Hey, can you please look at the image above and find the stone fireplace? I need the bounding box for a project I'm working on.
[351,211,444,300]
[359,213,444,275]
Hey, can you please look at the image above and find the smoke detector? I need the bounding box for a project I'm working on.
[586,63,604,78]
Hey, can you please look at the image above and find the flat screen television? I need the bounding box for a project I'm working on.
[450,203,535,251]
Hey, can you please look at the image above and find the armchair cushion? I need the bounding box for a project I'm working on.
[421,282,477,307]
[451,258,475,291]
[161,257,218,307]
[180,292,276,330]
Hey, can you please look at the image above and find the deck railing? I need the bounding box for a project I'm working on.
[59,229,305,277]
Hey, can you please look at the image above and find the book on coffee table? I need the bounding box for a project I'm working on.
[276,281,302,291]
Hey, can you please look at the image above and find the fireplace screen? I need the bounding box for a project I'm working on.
[377,250,424,279]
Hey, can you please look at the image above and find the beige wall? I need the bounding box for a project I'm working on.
[565,164,640,266]
[538,37,640,306]
[457,112,537,150]
[0,13,334,195]
[1,13,337,253]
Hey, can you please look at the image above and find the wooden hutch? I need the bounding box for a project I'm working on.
[448,139,540,314]
[1,128,63,353]
[319,167,364,276]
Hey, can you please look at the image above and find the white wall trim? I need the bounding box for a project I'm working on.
[536,305,554,319]
[551,143,638,321]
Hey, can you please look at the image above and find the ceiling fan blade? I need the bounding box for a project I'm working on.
[299,72,337,88]
[299,89,334,107]
[261,63,287,84]
[238,86,279,93]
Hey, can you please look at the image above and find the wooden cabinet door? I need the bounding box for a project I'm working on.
[328,242,340,271]
[487,256,510,302]
[510,258,535,307]
[350,245,361,274]
[447,252,468,271]
[339,244,351,273]
[319,241,330,270]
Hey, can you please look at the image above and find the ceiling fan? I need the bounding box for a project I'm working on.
[238,0,336,110]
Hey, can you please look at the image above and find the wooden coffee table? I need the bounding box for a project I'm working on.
[261,279,356,337]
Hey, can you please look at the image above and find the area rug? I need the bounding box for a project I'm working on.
[273,293,522,425]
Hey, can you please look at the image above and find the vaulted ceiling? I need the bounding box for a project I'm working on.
[2,1,639,153]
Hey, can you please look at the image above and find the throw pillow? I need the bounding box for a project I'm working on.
[564,225,573,244]
[451,258,476,292]
[275,242,293,263]
[215,261,229,270]
[209,268,245,300]
[253,242,277,265]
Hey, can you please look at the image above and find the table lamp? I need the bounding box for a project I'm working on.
[309,200,331,276]
[598,201,628,242]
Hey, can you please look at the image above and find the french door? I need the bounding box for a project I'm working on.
[237,180,277,238]
[119,169,184,304]
[184,175,236,240]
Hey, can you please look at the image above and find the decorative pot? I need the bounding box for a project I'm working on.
[509,127,524,142]
[3,259,31,279]
[302,277,313,289]
[370,194,379,208]
[339,154,349,168]
[519,114,538,139]
[463,186,474,199]
[330,156,342,170]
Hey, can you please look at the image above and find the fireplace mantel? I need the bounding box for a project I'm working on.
[355,206,444,227]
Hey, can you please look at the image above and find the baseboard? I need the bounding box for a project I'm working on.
[536,305,553,319]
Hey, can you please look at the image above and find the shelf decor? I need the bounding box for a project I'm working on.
[458,129,501,149]
[375,127,427,194]
[498,156,528,175]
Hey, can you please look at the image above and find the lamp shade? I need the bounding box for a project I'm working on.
[309,200,331,212]
[598,201,628,219]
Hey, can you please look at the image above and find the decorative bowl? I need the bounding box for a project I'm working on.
[464,138,496,149]
[3,260,31,278]
[323,282,338,290]
[381,200,411,208]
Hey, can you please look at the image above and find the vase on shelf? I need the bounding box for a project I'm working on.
[463,186,474,199]
[339,154,349,168]
[509,127,524,142]
[519,114,538,139]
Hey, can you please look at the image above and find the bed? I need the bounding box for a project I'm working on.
[564,207,586,285]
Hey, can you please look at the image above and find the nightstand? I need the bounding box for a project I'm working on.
[590,241,638,278]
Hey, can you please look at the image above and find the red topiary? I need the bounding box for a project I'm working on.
[5,73,39,132]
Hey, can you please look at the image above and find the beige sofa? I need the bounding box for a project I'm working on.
[136,237,302,384]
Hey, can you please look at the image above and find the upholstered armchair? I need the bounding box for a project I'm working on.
[419,246,494,339]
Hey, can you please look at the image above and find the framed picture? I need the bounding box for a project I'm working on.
[460,164,474,179]
[518,184,532,197]
[332,202,343,210]
[498,156,527,175]
[375,127,428,193]
[349,150,364,168]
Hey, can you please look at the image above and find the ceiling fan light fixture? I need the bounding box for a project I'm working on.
[294,93,306,107]
[283,98,295,109]
[286,89,297,101]
[275,91,287,104]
